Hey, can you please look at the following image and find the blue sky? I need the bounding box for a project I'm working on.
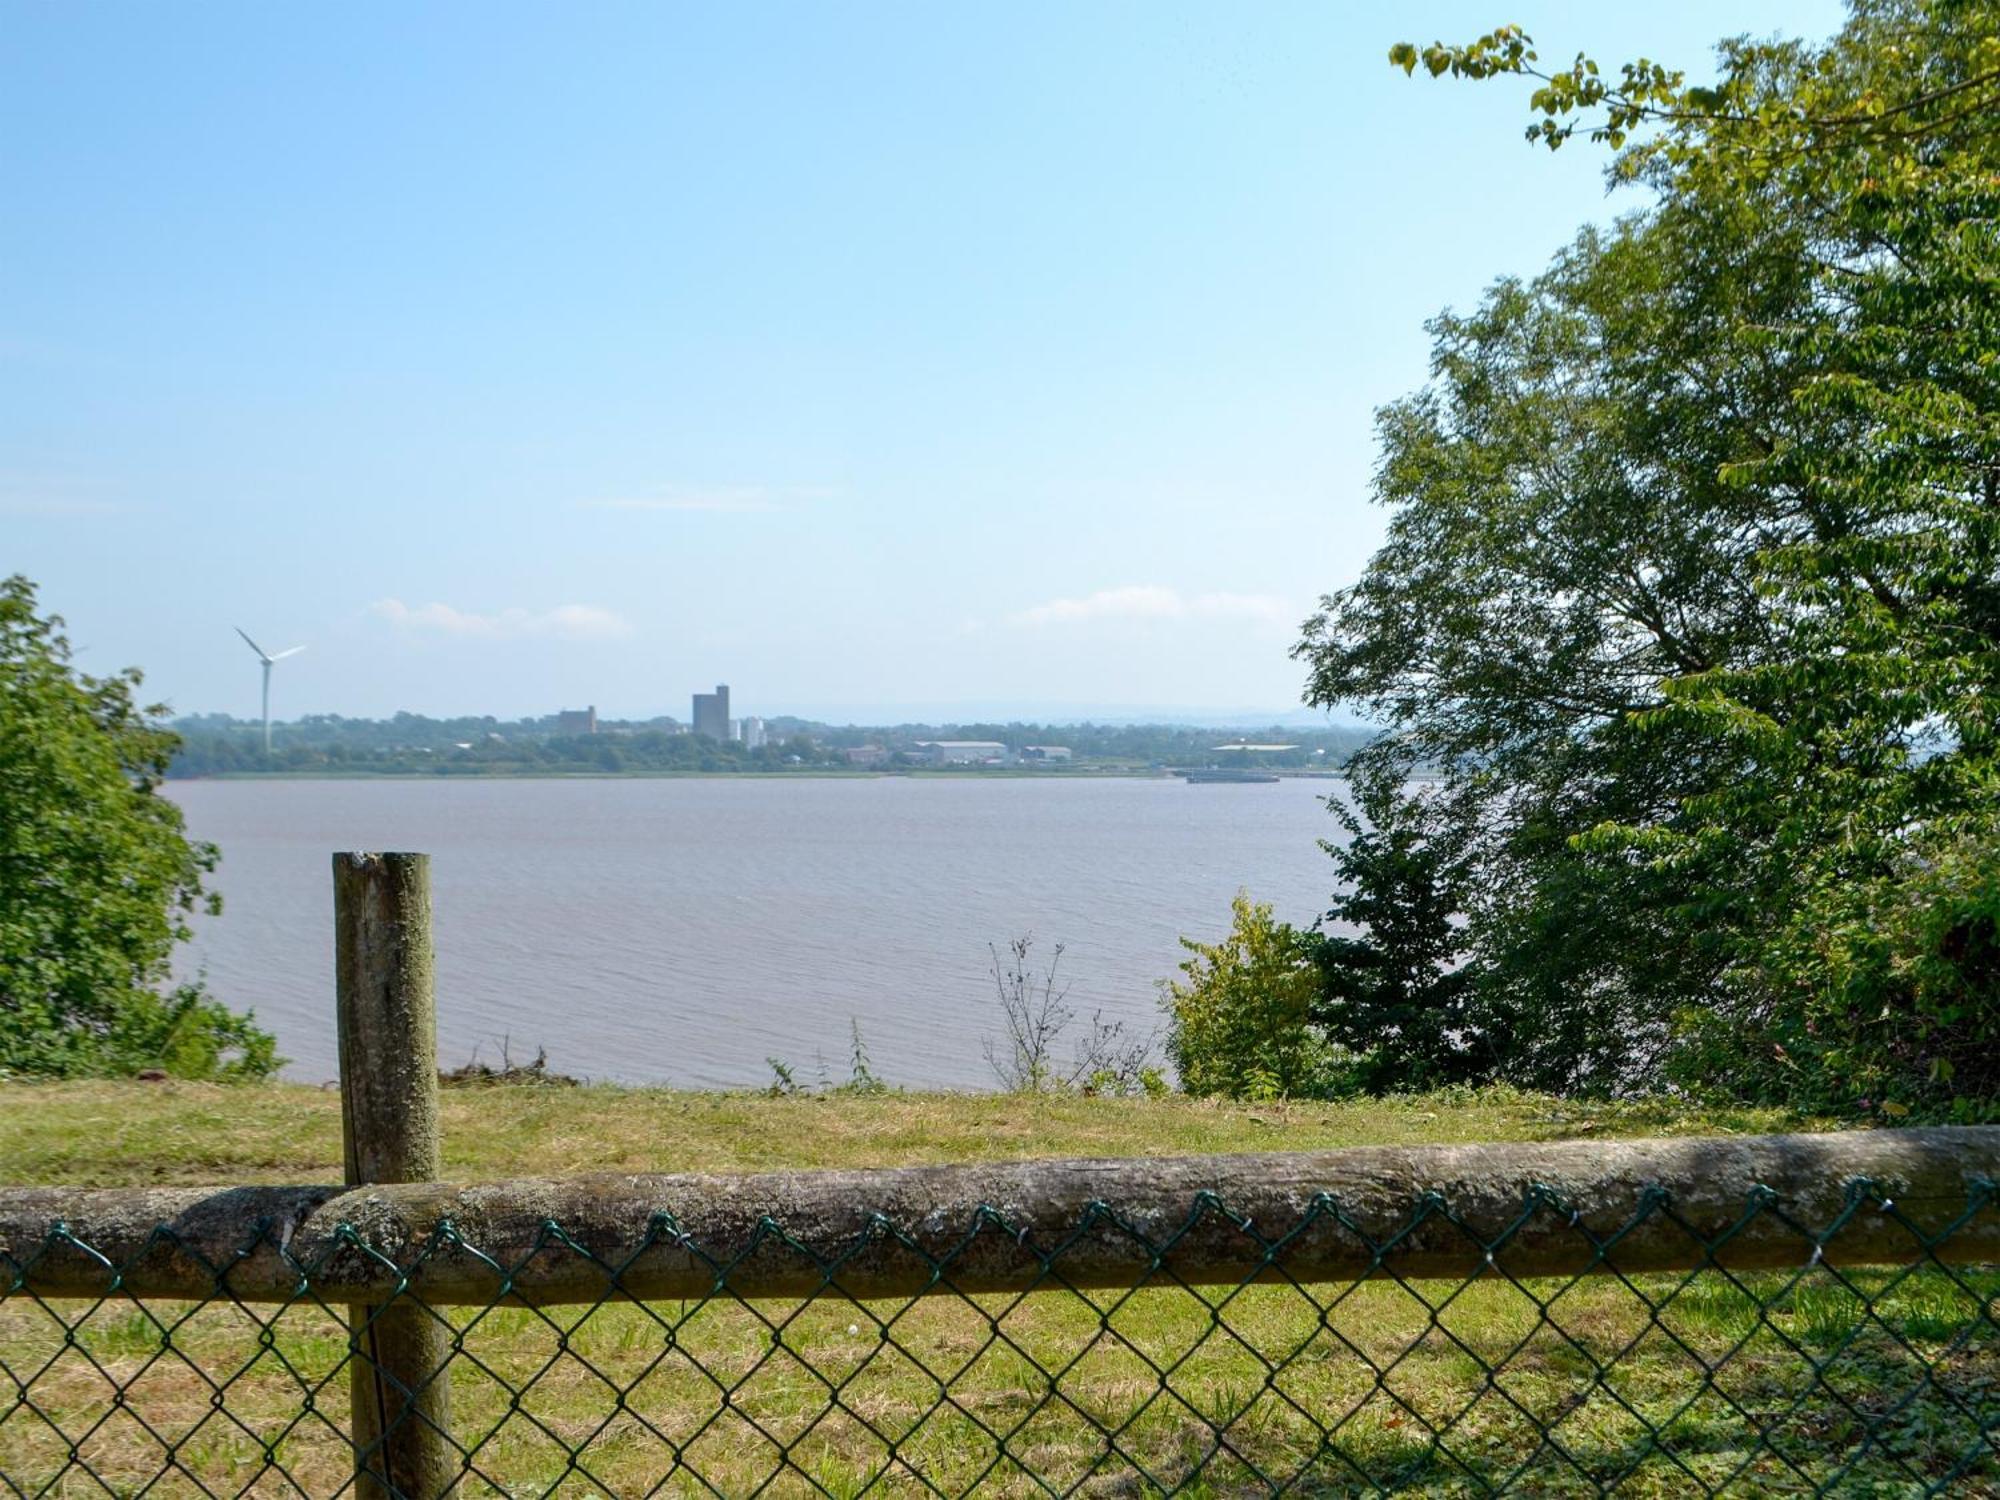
[4,0,1843,724]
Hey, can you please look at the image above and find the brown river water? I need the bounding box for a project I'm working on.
[167,775,1349,1088]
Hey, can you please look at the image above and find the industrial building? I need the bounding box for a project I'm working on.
[691,684,730,741]
[916,740,1009,765]
[554,706,597,735]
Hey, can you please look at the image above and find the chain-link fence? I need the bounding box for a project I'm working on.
[3,1138,1996,1497]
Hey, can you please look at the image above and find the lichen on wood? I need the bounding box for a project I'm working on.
[1,1128,1993,1305]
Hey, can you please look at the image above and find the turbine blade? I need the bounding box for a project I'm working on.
[270,646,306,661]
[234,626,272,662]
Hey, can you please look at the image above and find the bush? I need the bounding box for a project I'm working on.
[1671,833,2000,1122]
[1163,894,1350,1100]
[985,935,1157,1095]
[0,576,279,1079]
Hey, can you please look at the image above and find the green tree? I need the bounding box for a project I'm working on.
[1494,1,1998,1118]
[1303,1,2000,1115]
[1306,775,1490,1092]
[1297,197,1804,1093]
[0,576,278,1077]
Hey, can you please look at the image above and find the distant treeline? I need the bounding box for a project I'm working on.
[166,713,1372,776]
[168,714,829,776]
[805,720,1374,769]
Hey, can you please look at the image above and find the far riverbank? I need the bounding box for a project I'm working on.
[170,767,1349,782]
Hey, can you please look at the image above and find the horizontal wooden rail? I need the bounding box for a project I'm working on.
[2,1128,1994,1305]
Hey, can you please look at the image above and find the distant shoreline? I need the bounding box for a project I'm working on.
[166,767,1351,783]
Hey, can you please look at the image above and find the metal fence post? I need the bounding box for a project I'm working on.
[334,852,454,1498]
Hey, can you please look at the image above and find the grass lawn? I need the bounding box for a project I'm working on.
[1,1083,1991,1495]
[0,1079,1817,1188]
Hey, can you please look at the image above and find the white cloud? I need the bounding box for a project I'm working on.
[0,497,125,517]
[1009,586,1292,629]
[1192,591,1296,624]
[0,474,125,517]
[370,599,633,642]
[579,484,836,514]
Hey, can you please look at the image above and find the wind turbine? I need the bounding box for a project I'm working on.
[235,628,305,756]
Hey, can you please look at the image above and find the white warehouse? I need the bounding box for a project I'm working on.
[916,740,1009,765]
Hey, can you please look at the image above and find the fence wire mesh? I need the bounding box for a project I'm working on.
[2,1177,1995,1497]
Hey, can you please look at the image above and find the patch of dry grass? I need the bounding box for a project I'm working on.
[0,1080,1812,1189]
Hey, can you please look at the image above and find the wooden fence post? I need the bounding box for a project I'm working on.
[334,852,454,1499]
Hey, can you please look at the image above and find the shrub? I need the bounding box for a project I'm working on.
[0,575,279,1079]
[985,935,1156,1095]
[1672,832,2000,1122]
[1163,894,1349,1100]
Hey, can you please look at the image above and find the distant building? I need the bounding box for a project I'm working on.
[691,684,730,741]
[739,716,767,750]
[555,706,598,735]
[1021,745,1072,763]
[917,740,1009,765]
[844,745,889,767]
[1210,743,1298,753]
